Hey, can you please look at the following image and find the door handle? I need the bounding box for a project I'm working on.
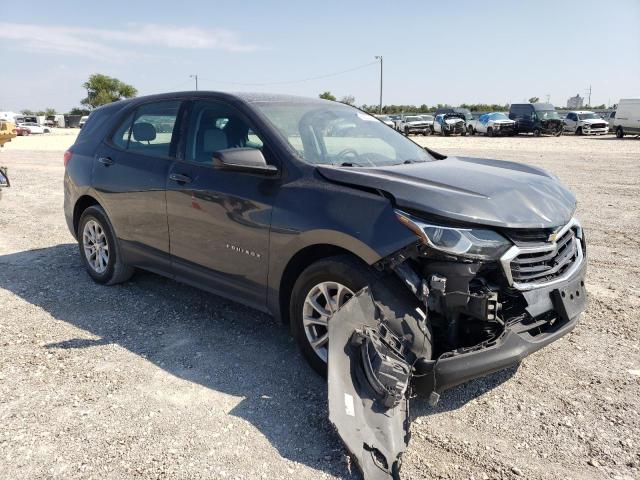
[169,173,192,184]
[98,157,113,166]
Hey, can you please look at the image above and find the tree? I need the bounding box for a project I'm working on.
[69,107,91,116]
[44,108,57,117]
[81,74,138,109]
[528,97,540,104]
[339,94,355,105]
[318,91,336,101]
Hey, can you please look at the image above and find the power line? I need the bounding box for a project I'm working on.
[197,61,378,87]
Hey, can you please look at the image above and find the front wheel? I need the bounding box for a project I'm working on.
[290,255,380,376]
[78,205,134,285]
[616,127,624,138]
[575,127,583,136]
[468,126,475,136]
[533,128,541,137]
[487,128,493,137]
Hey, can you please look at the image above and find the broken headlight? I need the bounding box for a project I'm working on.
[395,210,512,260]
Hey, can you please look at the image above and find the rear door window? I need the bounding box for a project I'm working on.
[112,101,181,158]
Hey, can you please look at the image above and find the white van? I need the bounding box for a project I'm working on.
[613,98,640,138]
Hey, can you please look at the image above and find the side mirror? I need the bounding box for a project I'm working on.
[212,148,278,176]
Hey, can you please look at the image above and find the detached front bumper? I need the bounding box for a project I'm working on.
[412,260,587,396]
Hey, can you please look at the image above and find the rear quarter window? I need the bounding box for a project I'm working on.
[110,101,181,158]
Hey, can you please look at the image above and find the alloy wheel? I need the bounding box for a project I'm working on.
[82,219,109,274]
[302,281,354,363]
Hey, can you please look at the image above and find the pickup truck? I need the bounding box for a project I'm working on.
[467,112,516,136]
[395,115,431,136]
[433,113,466,135]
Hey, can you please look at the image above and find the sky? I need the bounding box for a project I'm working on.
[1,0,639,112]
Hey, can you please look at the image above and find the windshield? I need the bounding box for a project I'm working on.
[377,115,392,121]
[454,109,473,120]
[405,116,423,122]
[255,102,432,166]
[578,113,600,120]
[487,113,508,121]
[420,115,434,121]
[536,110,561,120]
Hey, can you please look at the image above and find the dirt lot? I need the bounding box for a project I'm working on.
[1,131,639,480]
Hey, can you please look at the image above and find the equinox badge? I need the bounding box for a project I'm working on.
[226,243,262,259]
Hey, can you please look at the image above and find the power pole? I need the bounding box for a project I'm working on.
[190,74,198,91]
[585,85,592,107]
[546,94,551,104]
[375,56,383,114]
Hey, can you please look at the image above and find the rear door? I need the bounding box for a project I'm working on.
[92,100,183,272]
[165,99,280,310]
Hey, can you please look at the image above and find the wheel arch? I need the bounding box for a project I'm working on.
[276,243,374,326]
[73,194,102,235]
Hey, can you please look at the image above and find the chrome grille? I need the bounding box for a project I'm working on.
[511,229,577,283]
[500,218,584,290]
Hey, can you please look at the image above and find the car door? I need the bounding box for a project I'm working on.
[165,99,280,310]
[92,100,183,273]
[565,113,577,131]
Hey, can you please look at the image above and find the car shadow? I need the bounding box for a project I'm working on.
[0,243,512,477]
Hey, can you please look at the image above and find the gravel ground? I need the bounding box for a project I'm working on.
[1,133,639,480]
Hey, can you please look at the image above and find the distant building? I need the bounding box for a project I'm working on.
[567,94,584,109]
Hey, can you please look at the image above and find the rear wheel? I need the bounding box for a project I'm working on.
[533,128,541,137]
[616,127,624,138]
[78,206,134,285]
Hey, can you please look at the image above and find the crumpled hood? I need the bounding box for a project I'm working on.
[317,157,576,229]
[445,118,465,125]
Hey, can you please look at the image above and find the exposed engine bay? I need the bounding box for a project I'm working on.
[328,217,587,479]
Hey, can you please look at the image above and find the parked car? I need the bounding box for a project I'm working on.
[433,113,466,135]
[612,98,640,138]
[418,114,435,133]
[467,112,516,136]
[79,115,89,128]
[64,92,587,478]
[374,114,395,128]
[15,126,31,136]
[562,111,608,135]
[509,103,563,136]
[17,122,50,134]
[395,114,431,135]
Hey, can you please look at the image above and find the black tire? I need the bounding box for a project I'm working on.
[77,205,134,285]
[533,128,541,137]
[403,127,409,136]
[461,128,466,136]
[290,255,380,376]
[487,128,493,137]
[290,254,432,376]
[575,127,583,136]
[616,127,624,138]
[468,126,475,136]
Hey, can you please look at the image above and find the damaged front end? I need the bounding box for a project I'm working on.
[328,210,587,479]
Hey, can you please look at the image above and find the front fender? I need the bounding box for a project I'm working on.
[266,179,417,316]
